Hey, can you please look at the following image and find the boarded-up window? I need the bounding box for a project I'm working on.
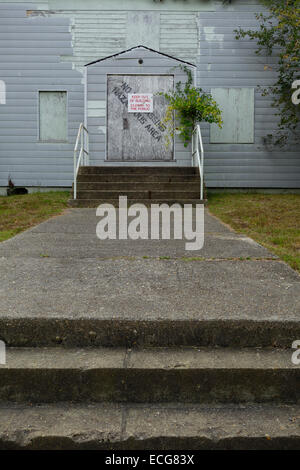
[210,88,254,144]
[39,91,67,142]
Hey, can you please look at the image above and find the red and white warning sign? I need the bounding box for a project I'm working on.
[128,93,153,113]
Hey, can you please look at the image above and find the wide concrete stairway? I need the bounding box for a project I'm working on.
[69,166,203,207]
[0,209,299,449]
[0,323,299,449]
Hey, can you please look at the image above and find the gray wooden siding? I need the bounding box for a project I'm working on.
[197,1,299,188]
[0,2,83,187]
[48,10,128,72]
[0,0,299,188]
[160,12,199,64]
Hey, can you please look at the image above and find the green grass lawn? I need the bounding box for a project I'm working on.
[0,191,70,242]
[208,193,300,273]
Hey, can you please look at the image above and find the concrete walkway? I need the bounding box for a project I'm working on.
[1,207,300,450]
[0,208,299,346]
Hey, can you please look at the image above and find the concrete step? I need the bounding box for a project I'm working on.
[0,402,299,450]
[77,174,200,183]
[74,190,200,200]
[69,198,205,207]
[72,167,202,207]
[78,166,198,175]
[0,347,298,404]
[75,182,200,191]
[1,318,298,349]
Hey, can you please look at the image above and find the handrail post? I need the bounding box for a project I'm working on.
[86,131,89,166]
[74,148,77,200]
[191,123,204,201]
[198,123,204,200]
[73,122,89,201]
[192,127,194,167]
[80,126,83,163]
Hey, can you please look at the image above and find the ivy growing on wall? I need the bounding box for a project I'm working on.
[160,66,223,147]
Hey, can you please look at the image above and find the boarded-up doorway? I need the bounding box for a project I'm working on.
[107,75,174,161]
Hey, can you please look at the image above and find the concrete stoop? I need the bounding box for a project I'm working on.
[1,318,299,348]
[0,345,299,449]
[0,207,299,449]
[0,403,299,450]
[69,166,204,207]
[0,347,299,403]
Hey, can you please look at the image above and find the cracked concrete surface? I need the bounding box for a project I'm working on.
[0,403,299,450]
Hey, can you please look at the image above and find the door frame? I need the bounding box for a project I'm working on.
[105,73,175,162]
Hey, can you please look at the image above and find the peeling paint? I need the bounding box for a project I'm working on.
[203,27,224,49]
[31,9,127,71]
[160,12,199,64]
[98,126,106,135]
[47,0,215,11]
[127,12,160,50]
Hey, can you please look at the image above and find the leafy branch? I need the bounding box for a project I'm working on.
[160,66,223,147]
[235,0,300,146]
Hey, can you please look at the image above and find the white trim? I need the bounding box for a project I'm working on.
[84,67,88,130]
[193,67,197,87]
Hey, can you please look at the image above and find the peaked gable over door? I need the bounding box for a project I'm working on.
[86,46,195,166]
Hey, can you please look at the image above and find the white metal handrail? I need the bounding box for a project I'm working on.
[74,123,89,199]
[192,123,204,200]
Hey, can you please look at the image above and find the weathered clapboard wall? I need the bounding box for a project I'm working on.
[0,1,83,188]
[0,0,299,188]
[196,2,300,188]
